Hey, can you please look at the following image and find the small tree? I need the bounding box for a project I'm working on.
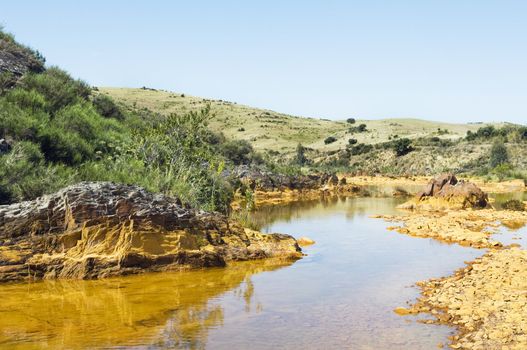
[392,138,413,156]
[324,136,337,144]
[489,140,509,168]
[295,143,307,165]
[346,118,356,124]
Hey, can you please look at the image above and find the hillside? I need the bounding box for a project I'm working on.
[100,87,500,156]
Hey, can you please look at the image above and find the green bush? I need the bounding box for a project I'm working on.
[221,139,263,165]
[0,100,41,139]
[346,118,356,124]
[392,138,413,156]
[5,88,48,112]
[92,94,124,120]
[489,140,509,168]
[324,136,337,144]
[349,143,373,155]
[37,126,94,165]
[0,141,74,203]
[18,67,91,113]
[502,199,525,211]
[349,124,367,133]
[348,138,357,145]
[295,143,308,165]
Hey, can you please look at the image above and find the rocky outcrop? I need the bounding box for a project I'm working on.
[0,35,45,79]
[230,166,337,192]
[228,166,362,208]
[398,174,488,210]
[0,182,301,282]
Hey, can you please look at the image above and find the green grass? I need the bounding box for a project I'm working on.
[100,87,505,156]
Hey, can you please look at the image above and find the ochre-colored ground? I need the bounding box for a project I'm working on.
[376,204,527,349]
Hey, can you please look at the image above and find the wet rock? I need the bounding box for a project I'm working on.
[399,173,488,210]
[297,237,315,246]
[409,248,527,349]
[0,182,301,282]
[377,209,527,248]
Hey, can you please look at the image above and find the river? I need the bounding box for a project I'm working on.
[0,195,498,349]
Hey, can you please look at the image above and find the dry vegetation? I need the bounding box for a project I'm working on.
[100,87,500,156]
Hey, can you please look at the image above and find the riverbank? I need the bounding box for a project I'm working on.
[411,247,527,349]
[236,174,525,210]
[0,182,301,283]
[374,179,527,349]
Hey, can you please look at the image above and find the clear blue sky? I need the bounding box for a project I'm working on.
[2,0,526,123]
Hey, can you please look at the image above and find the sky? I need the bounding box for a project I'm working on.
[1,0,526,123]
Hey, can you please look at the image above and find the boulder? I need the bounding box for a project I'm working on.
[399,174,488,210]
[0,182,301,282]
[0,139,11,155]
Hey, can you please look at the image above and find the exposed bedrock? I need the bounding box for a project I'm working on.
[398,173,489,210]
[0,182,301,282]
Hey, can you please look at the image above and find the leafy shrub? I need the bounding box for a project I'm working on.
[5,88,48,112]
[295,143,308,165]
[489,140,509,168]
[502,199,525,211]
[346,118,356,124]
[0,141,74,203]
[18,67,91,113]
[349,143,373,155]
[348,138,357,145]
[92,94,124,120]
[392,138,413,156]
[324,136,337,144]
[37,126,94,165]
[221,139,263,165]
[349,124,367,133]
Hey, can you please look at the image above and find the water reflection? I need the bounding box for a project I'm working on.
[249,195,407,231]
[489,191,527,209]
[0,194,499,349]
[0,259,293,350]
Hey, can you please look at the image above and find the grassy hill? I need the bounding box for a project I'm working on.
[100,87,501,156]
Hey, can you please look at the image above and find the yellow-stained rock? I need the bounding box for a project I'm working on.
[0,182,302,283]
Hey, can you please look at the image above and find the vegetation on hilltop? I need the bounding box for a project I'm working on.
[101,87,501,156]
[0,29,274,212]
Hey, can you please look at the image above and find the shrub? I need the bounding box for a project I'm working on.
[489,140,509,168]
[348,138,357,145]
[324,136,337,144]
[38,126,94,165]
[18,67,91,113]
[221,139,263,165]
[349,143,373,155]
[0,141,74,203]
[92,94,124,120]
[0,99,42,139]
[0,71,17,93]
[349,124,367,133]
[392,138,413,156]
[295,143,308,165]
[5,88,48,112]
[346,118,356,124]
[502,199,525,211]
